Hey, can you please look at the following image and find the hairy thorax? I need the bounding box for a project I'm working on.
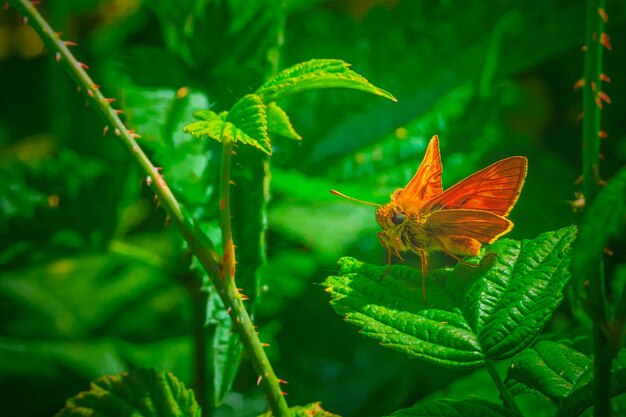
[375,202,434,254]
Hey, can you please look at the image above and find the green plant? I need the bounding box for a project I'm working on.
[3,1,626,417]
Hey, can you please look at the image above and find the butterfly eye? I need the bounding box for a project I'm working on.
[391,212,405,225]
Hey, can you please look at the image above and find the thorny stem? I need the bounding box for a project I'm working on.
[582,0,611,416]
[485,360,523,417]
[10,1,290,415]
[219,139,290,416]
[8,0,221,277]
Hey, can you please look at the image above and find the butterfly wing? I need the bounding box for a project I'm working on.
[421,156,527,216]
[425,209,513,244]
[393,135,443,207]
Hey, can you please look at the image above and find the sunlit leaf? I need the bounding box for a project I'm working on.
[184,95,271,154]
[55,368,201,417]
[267,102,302,140]
[255,59,396,103]
[323,227,576,368]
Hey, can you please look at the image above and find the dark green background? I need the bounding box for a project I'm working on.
[1,1,625,416]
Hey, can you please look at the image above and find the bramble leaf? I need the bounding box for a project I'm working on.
[505,338,626,417]
[184,94,271,154]
[324,227,576,368]
[258,401,340,417]
[55,368,201,417]
[267,102,302,140]
[255,59,397,103]
[465,226,577,359]
[390,397,516,417]
[572,167,626,291]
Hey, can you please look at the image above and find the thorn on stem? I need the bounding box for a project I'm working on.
[64,41,77,47]
[598,92,611,104]
[114,109,123,115]
[114,128,121,136]
[574,175,583,186]
[146,176,152,187]
[278,379,288,385]
[600,33,612,50]
[600,74,611,83]
[79,62,89,69]
[591,81,597,92]
[598,8,608,23]
[55,52,61,62]
[581,45,588,52]
[103,126,109,136]
[573,78,585,90]
[104,98,117,104]
[21,16,28,24]
[176,86,190,99]
[599,131,608,139]
[261,343,270,347]
[595,96,603,109]
[257,375,262,386]
[604,247,614,256]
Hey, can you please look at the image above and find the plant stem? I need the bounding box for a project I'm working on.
[485,360,523,417]
[218,140,290,416]
[582,1,611,416]
[8,0,222,276]
[10,1,290,415]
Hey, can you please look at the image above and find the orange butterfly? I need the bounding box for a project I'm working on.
[331,135,527,302]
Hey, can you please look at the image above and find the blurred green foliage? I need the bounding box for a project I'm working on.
[1,1,626,416]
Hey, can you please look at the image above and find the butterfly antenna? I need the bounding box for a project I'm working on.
[329,190,381,207]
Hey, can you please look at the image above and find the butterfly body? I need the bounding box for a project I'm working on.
[331,135,527,302]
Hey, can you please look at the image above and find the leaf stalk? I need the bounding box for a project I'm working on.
[485,360,523,417]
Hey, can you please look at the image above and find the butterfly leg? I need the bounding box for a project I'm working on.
[418,250,429,304]
[377,232,393,279]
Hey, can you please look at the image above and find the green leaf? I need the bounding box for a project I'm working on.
[206,290,243,405]
[505,340,592,403]
[466,226,577,359]
[389,397,516,417]
[226,94,271,153]
[572,167,626,290]
[184,95,271,154]
[258,401,340,417]
[505,339,626,417]
[55,368,201,417]
[267,102,302,140]
[255,59,397,103]
[323,227,576,368]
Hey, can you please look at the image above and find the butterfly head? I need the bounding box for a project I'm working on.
[375,203,407,230]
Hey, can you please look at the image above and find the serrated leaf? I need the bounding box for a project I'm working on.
[505,340,592,403]
[255,59,396,103]
[267,102,302,140]
[505,339,626,417]
[55,368,201,417]
[258,401,340,417]
[323,227,576,369]
[226,94,270,153]
[206,289,243,405]
[389,397,516,417]
[466,226,577,359]
[572,167,626,289]
[184,95,272,155]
